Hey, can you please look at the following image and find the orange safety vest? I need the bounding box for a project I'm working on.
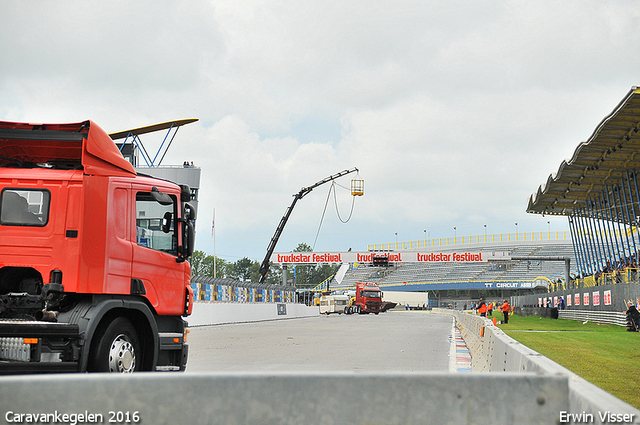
[501,302,510,312]
[478,303,487,314]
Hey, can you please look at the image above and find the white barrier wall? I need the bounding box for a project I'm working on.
[0,372,569,425]
[435,309,640,423]
[188,302,319,326]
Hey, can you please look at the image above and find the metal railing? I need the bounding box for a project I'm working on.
[558,309,628,326]
[571,268,639,288]
[368,231,570,251]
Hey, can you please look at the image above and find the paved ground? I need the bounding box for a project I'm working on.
[186,310,456,373]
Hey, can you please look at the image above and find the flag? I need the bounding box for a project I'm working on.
[211,208,215,237]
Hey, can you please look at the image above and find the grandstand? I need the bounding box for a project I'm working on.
[332,237,576,294]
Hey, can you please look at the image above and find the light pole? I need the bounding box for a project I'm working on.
[395,232,398,250]
[515,222,518,240]
[423,229,426,248]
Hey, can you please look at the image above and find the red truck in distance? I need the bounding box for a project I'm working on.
[0,120,195,373]
[345,282,383,314]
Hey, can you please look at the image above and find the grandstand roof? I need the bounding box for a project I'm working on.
[527,86,640,219]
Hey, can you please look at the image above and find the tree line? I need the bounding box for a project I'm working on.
[190,243,337,288]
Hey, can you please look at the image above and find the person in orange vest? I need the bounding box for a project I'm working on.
[487,301,493,316]
[501,300,510,324]
[478,298,487,317]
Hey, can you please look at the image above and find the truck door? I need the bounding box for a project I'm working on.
[131,188,186,316]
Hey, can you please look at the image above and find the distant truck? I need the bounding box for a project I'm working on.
[319,294,350,314]
[0,120,195,373]
[344,282,382,314]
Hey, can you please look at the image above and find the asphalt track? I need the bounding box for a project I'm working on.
[186,310,455,373]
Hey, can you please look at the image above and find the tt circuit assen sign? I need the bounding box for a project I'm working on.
[271,251,509,264]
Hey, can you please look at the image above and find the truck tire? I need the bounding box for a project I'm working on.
[88,317,141,373]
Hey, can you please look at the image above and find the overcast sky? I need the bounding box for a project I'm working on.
[2,1,639,262]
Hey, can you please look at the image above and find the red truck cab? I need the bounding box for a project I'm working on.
[348,282,382,314]
[0,120,195,373]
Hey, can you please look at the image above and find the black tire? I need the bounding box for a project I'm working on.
[88,317,141,373]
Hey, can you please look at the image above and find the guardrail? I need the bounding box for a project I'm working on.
[558,309,628,326]
[368,231,570,251]
[435,309,640,423]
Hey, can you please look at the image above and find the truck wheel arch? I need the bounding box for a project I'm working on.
[59,297,159,372]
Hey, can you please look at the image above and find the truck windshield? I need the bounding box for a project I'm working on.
[0,188,50,227]
[363,290,381,298]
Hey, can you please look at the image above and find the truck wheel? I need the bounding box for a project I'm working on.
[89,317,141,373]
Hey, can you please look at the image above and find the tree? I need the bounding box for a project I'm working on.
[191,242,332,285]
[292,243,313,287]
[231,257,255,281]
[289,243,336,288]
[255,263,283,285]
[201,255,216,277]
[190,250,230,278]
[190,250,207,276]
[310,264,337,288]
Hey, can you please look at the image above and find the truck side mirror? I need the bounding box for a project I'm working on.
[184,202,196,221]
[162,212,172,233]
[179,184,192,202]
[185,221,195,257]
[177,219,195,263]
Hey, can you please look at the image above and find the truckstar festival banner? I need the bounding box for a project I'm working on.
[271,251,508,264]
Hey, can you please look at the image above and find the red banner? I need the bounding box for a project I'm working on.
[271,251,508,264]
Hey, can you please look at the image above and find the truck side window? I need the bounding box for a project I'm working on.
[136,191,177,255]
[0,188,50,227]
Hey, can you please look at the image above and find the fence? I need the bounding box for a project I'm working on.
[512,281,640,312]
[368,231,570,251]
[558,310,628,326]
[190,277,295,303]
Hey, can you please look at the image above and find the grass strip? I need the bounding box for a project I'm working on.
[488,312,640,409]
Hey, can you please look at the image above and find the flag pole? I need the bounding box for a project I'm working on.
[212,208,217,278]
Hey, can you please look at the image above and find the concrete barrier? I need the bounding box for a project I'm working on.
[435,309,640,424]
[0,307,637,424]
[0,372,569,425]
[188,302,319,326]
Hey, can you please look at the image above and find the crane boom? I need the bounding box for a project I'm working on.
[258,168,359,283]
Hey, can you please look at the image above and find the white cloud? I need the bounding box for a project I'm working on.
[1,0,638,259]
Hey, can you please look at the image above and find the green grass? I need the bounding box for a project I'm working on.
[491,312,640,409]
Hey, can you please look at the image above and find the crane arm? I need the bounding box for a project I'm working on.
[258,168,358,283]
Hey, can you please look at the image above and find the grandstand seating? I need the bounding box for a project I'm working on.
[334,239,576,291]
